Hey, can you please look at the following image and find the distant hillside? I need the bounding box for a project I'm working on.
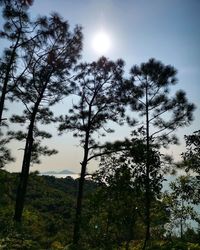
[41,169,75,175]
[0,169,97,249]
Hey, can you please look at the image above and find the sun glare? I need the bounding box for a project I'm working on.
[92,31,111,55]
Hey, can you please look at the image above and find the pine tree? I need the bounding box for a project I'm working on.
[126,58,195,249]
[59,57,125,245]
[0,0,34,167]
[0,0,33,124]
[11,13,82,222]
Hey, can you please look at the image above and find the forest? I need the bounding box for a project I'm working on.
[0,0,200,249]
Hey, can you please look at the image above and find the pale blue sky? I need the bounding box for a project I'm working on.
[2,0,200,173]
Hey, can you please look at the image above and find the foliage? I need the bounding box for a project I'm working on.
[182,130,200,175]
[0,130,14,168]
[0,169,200,249]
[163,176,198,239]
[0,170,96,249]
[80,155,170,249]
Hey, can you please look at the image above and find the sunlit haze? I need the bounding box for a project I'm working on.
[92,31,111,55]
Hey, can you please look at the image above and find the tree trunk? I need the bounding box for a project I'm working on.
[13,120,34,222]
[73,130,90,245]
[13,68,51,222]
[73,159,87,244]
[0,78,8,125]
[143,83,150,250]
[0,33,20,125]
[13,96,41,222]
[73,96,93,245]
[180,198,184,239]
[13,134,34,222]
[125,240,130,250]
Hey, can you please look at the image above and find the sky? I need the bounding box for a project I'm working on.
[2,0,200,173]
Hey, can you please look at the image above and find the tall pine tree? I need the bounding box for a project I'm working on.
[59,57,125,245]
[11,13,82,222]
[125,58,195,249]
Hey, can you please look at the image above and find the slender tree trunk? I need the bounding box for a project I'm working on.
[73,131,90,245]
[125,240,130,250]
[180,198,183,240]
[198,224,200,242]
[143,83,150,250]
[0,33,20,125]
[13,75,49,222]
[126,214,134,250]
[0,78,8,125]
[73,159,87,244]
[13,104,39,222]
[13,131,34,222]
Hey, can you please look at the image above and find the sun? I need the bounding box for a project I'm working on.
[92,31,111,55]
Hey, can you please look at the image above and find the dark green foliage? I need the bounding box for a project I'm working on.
[163,175,199,240]
[182,130,200,175]
[87,166,139,249]
[0,170,199,249]
[83,153,169,249]
[0,132,14,168]
[0,170,96,249]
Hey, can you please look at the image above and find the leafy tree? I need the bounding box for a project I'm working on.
[0,122,14,168]
[10,13,82,222]
[182,130,200,175]
[175,130,200,219]
[163,176,198,240]
[183,227,200,244]
[84,150,170,249]
[125,58,195,248]
[58,57,125,245]
[87,156,138,250]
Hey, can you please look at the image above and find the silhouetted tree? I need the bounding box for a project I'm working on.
[0,0,38,167]
[11,13,82,222]
[0,0,33,124]
[125,58,195,249]
[59,57,125,245]
[182,130,200,175]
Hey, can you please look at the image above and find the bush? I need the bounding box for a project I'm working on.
[50,241,64,250]
[0,236,40,250]
[187,243,200,250]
